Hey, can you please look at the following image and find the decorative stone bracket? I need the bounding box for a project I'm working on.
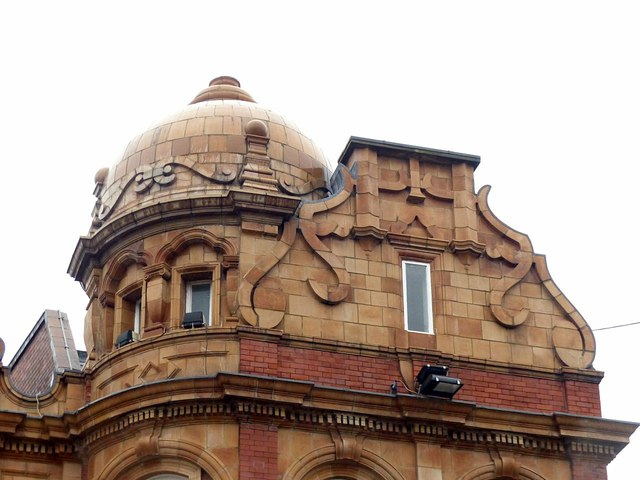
[235,221,296,329]
[298,165,356,304]
[477,185,534,328]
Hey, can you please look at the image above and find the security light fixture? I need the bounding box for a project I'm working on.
[416,364,463,399]
[417,364,449,382]
[183,311,205,329]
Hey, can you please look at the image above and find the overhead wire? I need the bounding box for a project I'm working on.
[592,321,640,332]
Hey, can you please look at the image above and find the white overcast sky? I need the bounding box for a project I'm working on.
[0,1,638,477]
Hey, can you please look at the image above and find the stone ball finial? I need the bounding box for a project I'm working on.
[95,167,109,185]
[245,119,269,138]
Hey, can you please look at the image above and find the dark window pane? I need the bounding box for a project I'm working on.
[405,263,429,332]
[190,282,211,324]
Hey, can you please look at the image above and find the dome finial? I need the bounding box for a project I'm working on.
[190,76,255,104]
[209,76,241,88]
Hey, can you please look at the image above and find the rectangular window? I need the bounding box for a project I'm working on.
[118,286,142,339]
[402,260,433,334]
[186,280,212,325]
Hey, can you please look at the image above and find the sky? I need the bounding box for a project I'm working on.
[0,1,638,477]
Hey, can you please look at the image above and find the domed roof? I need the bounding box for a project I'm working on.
[95,76,331,225]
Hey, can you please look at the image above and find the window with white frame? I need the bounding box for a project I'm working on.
[185,279,212,325]
[402,260,433,334]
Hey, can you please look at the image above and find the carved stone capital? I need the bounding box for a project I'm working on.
[143,263,171,281]
[99,291,115,308]
[222,255,239,270]
[85,269,102,299]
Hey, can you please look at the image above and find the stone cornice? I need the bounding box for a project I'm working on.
[338,136,481,170]
[83,327,604,390]
[69,188,301,285]
[86,328,238,378]
[0,410,24,434]
[0,435,75,457]
[68,194,238,283]
[386,233,450,252]
[555,413,639,447]
[3,373,634,462]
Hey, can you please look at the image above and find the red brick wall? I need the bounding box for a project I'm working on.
[450,368,567,414]
[565,380,601,416]
[572,458,608,480]
[10,323,55,396]
[278,345,402,394]
[239,339,279,377]
[239,422,278,480]
[240,338,402,394]
[239,338,602,416]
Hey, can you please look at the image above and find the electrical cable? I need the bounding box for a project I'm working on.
[400,377,418,395]
[592,321,640,332]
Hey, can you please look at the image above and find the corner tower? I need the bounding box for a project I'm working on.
[69,76,331,378]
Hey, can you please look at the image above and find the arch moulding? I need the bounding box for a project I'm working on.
[96,438,233,480]
[154,228,238,265]
[282,444,406,480]
[102,249,152,297]
[458,461,547,480]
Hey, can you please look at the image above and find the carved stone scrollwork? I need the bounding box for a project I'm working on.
[211,165,236,184]
[379,157,454,202]
[298,165,356,304]
[143,263,171,281]
[477,185,533,328]
[235,221,296,328]
[477,186,596,368]
[278,175,329,196]
[134,165,176,193]
[97,159,240,222]
[534,255,595,369]
[389,206,439,236]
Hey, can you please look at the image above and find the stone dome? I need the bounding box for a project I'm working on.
[95,76,331,225]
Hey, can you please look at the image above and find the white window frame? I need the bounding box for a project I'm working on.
[185,279,213,326]
[133,298,142,334]
[402,260,434,334]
